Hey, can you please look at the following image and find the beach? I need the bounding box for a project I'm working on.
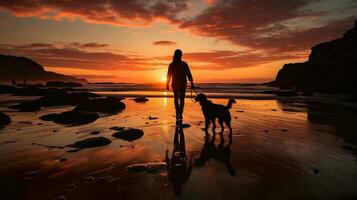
[1,85,357,200]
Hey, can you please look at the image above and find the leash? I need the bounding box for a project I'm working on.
[190,84,199,103]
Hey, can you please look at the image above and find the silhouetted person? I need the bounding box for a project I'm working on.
[166,49,194,124]
[11,79,16,86]
[166,126,193,196]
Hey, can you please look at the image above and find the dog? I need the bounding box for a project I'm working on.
[195,93,236,134]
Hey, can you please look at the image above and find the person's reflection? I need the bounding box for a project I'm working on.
[166,126,193,196]
[194,131,235,176]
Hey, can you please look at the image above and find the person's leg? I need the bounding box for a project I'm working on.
[174,91,180,119]
[179,88,186,119]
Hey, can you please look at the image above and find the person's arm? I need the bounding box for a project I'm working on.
[186,63,194,88]
[166,64,172,90]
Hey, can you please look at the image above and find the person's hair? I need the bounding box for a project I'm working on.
[173,49,182,63]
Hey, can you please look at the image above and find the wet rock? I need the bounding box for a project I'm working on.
[46,81,83,87]
[40,111,99,125]
[38,92,98,106]
[74,97,125,113]
[91,131,100,135]
[133,97,148,103]
[148,116,158,120]
[126,162,167,173]
[9,100,42,112]
[281,129,288,132]
[67,136,111,150]
[109,126,125,131]
[112,128,144,141]
[0,112,11,126]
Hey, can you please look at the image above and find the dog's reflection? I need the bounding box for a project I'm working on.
[194,131,235,176]
[166,126,193,196]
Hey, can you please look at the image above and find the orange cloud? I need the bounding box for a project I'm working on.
[152,40,177,46]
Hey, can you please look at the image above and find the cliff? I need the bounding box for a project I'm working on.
[273,20,357,93]
[0,54,86,84]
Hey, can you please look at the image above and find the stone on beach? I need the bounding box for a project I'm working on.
[67,136,112,150]
[133,97,149,103]
[0,112,11,126]
[112,128,144,141]
[73,97,125,113]
[9,100,42,112]
[40,111,99,125]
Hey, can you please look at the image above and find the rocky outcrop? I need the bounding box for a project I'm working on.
[273,20,357,93]
[0,54,86,84]
[73,97,125,113]
[40,111,99,125]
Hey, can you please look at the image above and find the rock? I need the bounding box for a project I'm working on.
[40,111,99,125]
[112,128,144,141]
[59,158,67,162]
[273,21,357,93]
[9,100,42,112]
[0,112,11,126]
[67,136,111,150]
[0,84,17,94]
[46,81,83,87]
[38,92,97,106]
[148,116,158,120]
[73,97,125,113]
[133,97,149,103]
[126,162,167,173]
[91,131,100,135]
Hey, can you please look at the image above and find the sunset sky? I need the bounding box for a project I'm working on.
[0,0,356,83]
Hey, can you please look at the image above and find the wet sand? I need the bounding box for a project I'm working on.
[1,96,357,200]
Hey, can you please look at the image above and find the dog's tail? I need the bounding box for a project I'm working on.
[226,98,236,109]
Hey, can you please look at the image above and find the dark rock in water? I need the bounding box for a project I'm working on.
[9,100,42,112]
[67,136,111,150]
[73,97,125,113]
[59,158,67,162]
[91,131,100,135]
[112,128,144,141]
[109,126,125,131]
[133,97,149,103]
[0,84,17,94]
[181,123,191,128]
[0,112,11,126]
[40,111,99,125]
[38,92,97,106]
[126,162,167,173]
[46,81,83,87]
[272,20,357,93]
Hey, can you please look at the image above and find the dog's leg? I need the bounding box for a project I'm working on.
[219,118,224,134]
[211,119,216,131]
[204,117,210,132]
[226,120,232,136]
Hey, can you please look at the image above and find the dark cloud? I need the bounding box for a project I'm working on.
[0,0,188,26]
[152,40,177,46]
[180,0,357,53]
[0,42,155,71]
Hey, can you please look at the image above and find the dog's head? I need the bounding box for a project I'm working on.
[195,93,207,105]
